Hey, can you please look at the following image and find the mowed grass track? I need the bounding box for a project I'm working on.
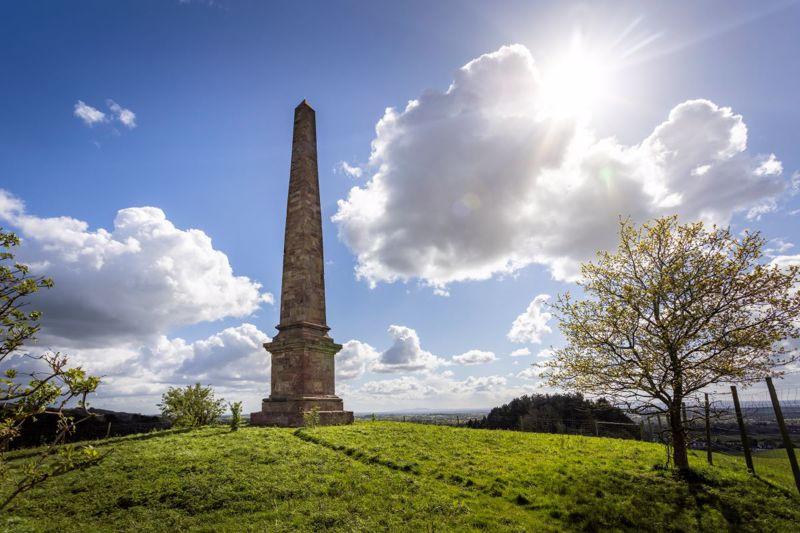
[2,422,798,532]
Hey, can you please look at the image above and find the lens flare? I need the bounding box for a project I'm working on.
[541,34,612,118]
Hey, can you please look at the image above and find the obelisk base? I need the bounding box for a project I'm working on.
[250,396,354,427]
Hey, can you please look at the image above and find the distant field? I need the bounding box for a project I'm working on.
[3,422,799,532]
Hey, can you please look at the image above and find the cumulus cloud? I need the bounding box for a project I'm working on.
[0,322,274,414]
[510,347,531,357]
[107,99,137,129]
[771,254,800,270]
[369,325,448,373]
[333,44,788,289]
[508,294,553,344]
[357,373,512,401]
[452,349,496,365]
[74,101,106,126]
[336,339,378,380]
[0,189,272,347]
[360,376,436,398]
[517,365,546,381]
[765,238,794,257]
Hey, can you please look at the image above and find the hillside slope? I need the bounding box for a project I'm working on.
[3,422,799,532]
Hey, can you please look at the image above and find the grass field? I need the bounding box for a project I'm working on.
[3,422,799,532]
[723,449,799,493]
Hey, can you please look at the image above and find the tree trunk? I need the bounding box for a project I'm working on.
[670,404,689,470]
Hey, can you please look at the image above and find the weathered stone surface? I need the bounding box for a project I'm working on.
[250,100,353,427]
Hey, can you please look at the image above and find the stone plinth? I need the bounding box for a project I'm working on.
[251,400,354,427]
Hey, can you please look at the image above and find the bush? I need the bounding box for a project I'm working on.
[158,384,225,427]
[303,407,320,429]
[229,401,242,432]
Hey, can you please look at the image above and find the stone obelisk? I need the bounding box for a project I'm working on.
[250,100,353,427]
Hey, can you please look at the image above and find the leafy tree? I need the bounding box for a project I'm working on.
[545,217,800,470]
[229,401,242,432]
[0,228,103,509]
[159,383,225,427]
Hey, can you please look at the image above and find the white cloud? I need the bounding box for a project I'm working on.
[360,376,436,398]
[1,322,273,415]
[107,99,137,129]
[536,348,554,358]
[0,189,272,348]
[765,238,794,257]
[357,373,514,402]
[369,325,448,373]
[771,254,800,270]
[452,349,496,365]
[510,347,531,357]
[517,365,546,381]
[337,161,363,179]
[508,294,553,344]
[74,101,106,126]
[336,340,379,380]
[450,375,507,393]
[73,99,137,130]
[333,44,788,290]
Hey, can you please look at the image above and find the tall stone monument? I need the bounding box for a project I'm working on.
[250,100,354,427]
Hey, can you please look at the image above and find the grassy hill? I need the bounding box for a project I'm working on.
[3,422,799,532]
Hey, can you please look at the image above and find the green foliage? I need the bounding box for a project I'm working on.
[546,217,800,469]
[3,423,798,531]
[0,228,103,510]
[228,401,242,432]
[158,384,225,428]
[302,406,320,429]
[469,393,635,436]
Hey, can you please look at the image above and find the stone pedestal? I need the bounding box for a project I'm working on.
[251,325,353,427]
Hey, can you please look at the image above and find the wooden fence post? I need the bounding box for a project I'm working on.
[766,377,800,494]
[731,385,754,474]
[704,393,713,465]
[656,414,663,443]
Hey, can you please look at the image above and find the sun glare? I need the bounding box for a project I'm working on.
[541,35,614,119]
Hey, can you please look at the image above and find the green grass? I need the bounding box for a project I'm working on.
[724,449,799,493]
[3,422,799,532]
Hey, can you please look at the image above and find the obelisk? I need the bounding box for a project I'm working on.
[250,100,354,427]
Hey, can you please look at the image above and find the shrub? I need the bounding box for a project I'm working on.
[158,384,225,427]
[303,406,320,429]
[229,401,242,432]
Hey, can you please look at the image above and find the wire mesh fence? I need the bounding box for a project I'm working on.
[635,378,800,493]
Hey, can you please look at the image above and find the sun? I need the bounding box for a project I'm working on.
[540,35,615,119]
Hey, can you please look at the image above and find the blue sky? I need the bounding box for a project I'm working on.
[1,0,799,413]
